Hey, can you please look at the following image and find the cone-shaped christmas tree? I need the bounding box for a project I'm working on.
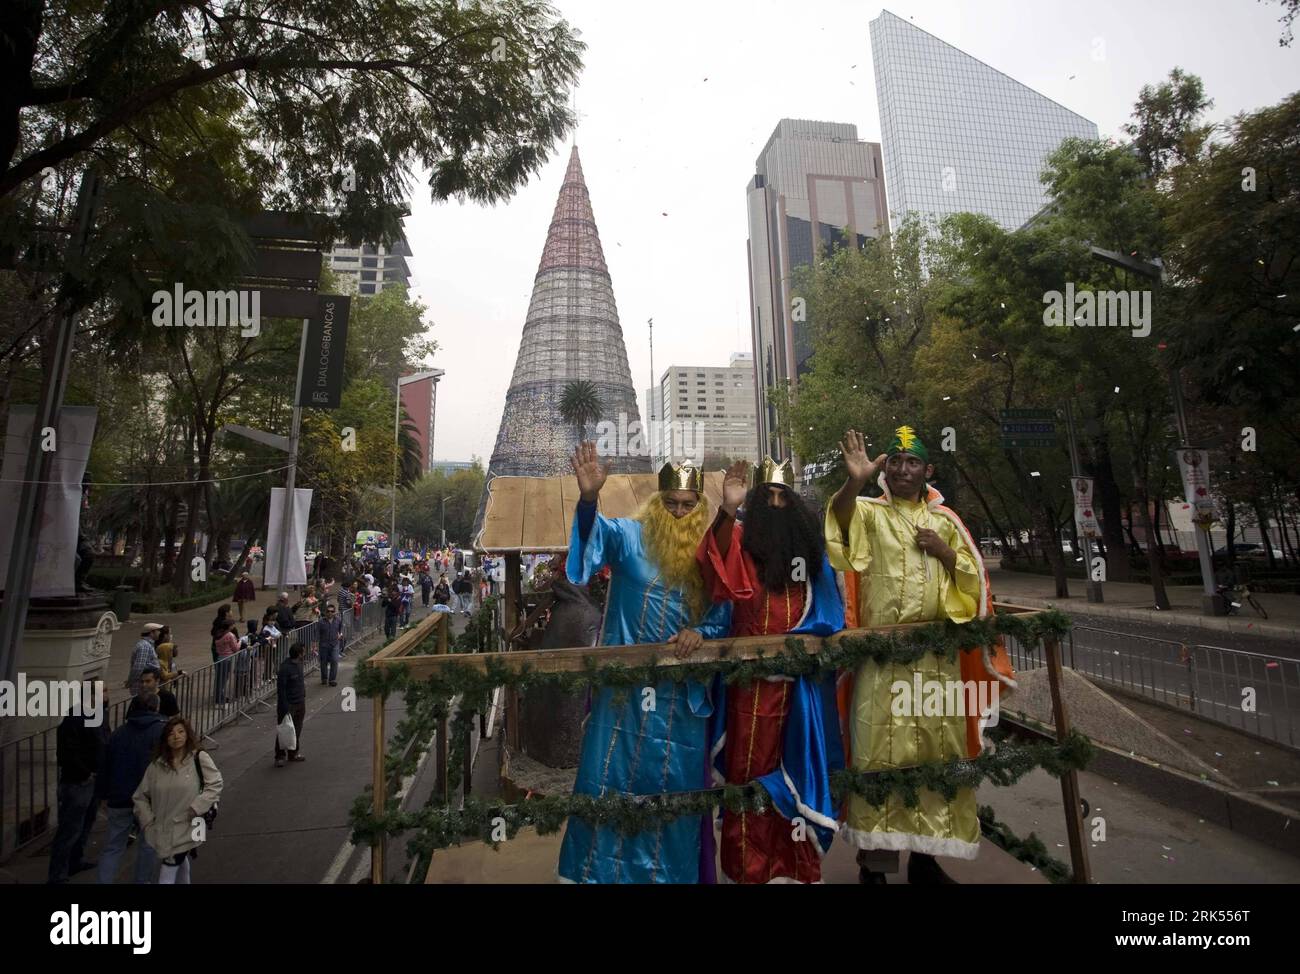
[484,146,651,479]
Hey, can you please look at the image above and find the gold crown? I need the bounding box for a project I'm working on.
[751,456,796,490]
[658,461,704,493]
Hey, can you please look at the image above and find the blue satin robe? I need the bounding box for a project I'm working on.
[557,510,732,884]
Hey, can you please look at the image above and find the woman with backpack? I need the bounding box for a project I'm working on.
[132,716,223,885]
[209,604,232,663]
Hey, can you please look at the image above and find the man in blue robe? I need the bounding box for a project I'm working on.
[557,442,731,884]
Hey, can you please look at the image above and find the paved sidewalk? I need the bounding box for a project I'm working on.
[98,566,345,704]
[989,568,1300,641]
[2,601,463,885]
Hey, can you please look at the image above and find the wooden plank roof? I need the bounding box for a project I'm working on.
[475,471,725,553]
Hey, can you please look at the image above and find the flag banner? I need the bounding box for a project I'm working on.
[1175,448,1215,524]
[297,295,350,408]
[264,488,313,586]
[0,406,97,597]
[1071,476,1101,539]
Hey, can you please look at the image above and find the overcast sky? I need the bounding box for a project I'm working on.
[402,0,1297,466]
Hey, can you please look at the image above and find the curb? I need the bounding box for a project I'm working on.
[1005,717,1300,860]
[995,591,1299,642]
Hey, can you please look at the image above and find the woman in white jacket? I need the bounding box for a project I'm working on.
[133,716,223,884]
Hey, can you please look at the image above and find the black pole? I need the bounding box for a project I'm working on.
[0,165,102,686]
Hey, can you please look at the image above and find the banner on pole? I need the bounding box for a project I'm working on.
[264,487,313,587]
[1071,476,1101,539]
[297,294,350,409]
[1175,448,1216,526]
[0,406,97,597]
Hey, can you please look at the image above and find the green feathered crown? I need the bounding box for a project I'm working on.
[887,425,929,463]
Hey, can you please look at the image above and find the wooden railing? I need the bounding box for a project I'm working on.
[361,602,1091,884]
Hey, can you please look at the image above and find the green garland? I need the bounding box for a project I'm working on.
[832,731,1092,808]
[350,730,1092,854]
[354,608,1072,702]
[352,608,1083,873]
[977,805,1073,884]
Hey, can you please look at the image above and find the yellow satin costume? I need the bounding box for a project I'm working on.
[824,482,988,859]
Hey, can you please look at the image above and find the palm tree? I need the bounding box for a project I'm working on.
[559,380,604,442]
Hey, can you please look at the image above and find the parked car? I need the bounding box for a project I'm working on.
[1214,543,1284,561]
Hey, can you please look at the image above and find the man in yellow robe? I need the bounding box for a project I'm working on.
[826,426,1013,883]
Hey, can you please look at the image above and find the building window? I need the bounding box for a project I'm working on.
[359,283,376,295]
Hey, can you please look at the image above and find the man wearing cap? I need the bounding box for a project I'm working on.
[275,592,296,634]
[695,457,846,883]
[557,441,732,884]
[827,426,1014,883]
[127,624,163,694]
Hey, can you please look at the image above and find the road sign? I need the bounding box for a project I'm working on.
[1000,407,1056,447]
[999,408,1056,420]
[1001,437,1057,449]
[1000,421,1057,434]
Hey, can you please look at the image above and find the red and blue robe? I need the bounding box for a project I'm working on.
[698,522,845,883]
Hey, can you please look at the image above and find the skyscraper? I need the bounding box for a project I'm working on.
[746,120,888,462]
[870,9,1099,232]
[484,146,649,479]
[326,234,413,295]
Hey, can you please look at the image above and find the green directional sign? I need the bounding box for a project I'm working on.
[1001,437,1057,449]
[999,408,1056,420]
[999,407,1056,448]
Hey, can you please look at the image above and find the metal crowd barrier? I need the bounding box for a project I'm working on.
[0,597,388,862]
[1006,625,1299,750]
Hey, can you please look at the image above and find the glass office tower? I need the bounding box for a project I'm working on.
[870,9,1098,232]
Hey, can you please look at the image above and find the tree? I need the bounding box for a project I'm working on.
[394,463,486,548]
[1164,92,1300,475]
[1262,0,1300,46]
[346,283,437,391]
[3,1,584,215]
[1120,68,1214,180]
[560,379,603,442]
[1,0,583,422]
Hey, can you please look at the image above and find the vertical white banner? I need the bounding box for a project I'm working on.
[1175,449,1215,524]
[264,487,312,587]
[1071,476,1101,539]
[0,405,98,597]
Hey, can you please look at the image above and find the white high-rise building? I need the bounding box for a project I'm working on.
[326,234,413,295]
[654,353,759,468]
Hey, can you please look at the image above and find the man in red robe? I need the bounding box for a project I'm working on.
[693,457,841,883]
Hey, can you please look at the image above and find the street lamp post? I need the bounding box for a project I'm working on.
[440,496,452,549]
